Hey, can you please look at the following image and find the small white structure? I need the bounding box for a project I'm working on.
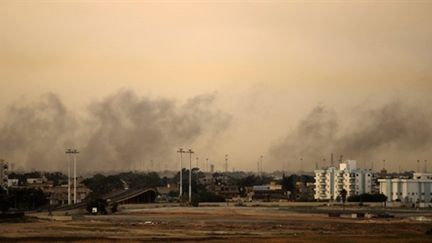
[7,178,19,187]
[379,173,432,207]
[26,177,44,184]
[253,183,282,192]
[314,160,373,200]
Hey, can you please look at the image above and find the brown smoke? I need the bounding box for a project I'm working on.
[269,101,432,172]
[0,90,231,172]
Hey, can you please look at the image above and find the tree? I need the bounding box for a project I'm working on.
[7,188,48,210]
[82,174,124,196]
[0,188,10,213]
[347,193,387,202]
[340,189,347,210]
[44,172,68,186]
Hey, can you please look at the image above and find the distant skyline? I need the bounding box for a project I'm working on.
[0,1,431,172]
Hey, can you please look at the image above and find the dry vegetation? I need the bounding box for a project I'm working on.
[0,206,431,242]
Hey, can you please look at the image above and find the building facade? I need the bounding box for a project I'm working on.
[252,182,285,200]
[314,160,373,200]
[379,173,432,207]
[48,184,91,205]
[0,160,8,189]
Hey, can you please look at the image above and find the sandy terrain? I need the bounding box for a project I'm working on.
[1,205,431,242]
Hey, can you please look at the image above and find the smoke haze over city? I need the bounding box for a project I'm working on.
[0,1,431,172]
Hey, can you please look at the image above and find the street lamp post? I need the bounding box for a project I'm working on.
[65,149,72,205]
[177,148,185,198]
[186,149,194,204]
[66,148,79,204]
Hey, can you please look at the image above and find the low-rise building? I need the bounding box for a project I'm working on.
[379,172,432,207]
[214,185,239,199]
[48,184,91,205]
[26,177,45,185]
[252,182,285,200]
[7,178,19,187]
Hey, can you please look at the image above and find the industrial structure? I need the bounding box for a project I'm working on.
[314,160,373,201]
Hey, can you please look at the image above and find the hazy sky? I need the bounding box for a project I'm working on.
[0,1,431,172]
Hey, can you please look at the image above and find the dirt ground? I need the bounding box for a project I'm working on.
[1,205,432,242]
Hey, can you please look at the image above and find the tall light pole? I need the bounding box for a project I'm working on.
[65,149,72,205]
[206,158,209,172]
[185,149,194,204]
[72,149,79,204]
[66,148,79,204]
[177,148,185,198]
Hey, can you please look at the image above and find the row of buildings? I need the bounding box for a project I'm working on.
[0,160,91,206]
[314,160,432,207]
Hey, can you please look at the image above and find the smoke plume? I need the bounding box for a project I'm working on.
[0,90,231,172]
[269,101,432,171]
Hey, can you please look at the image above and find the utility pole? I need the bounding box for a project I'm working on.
[65,149,72,205]
[185,149,194,204]
[196,157,199,169]
[73,149,79,204]
[257,160,260,177]
[330,153,334,167]
[225,154,228,173]
[206,158,209,172]
[177,148,185,199]
[260,155,263,176]
[66,148,79,204]
[417,160,420,172]
[300,157,303,173]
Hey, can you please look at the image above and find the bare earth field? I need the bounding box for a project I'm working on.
[1,205,432,242]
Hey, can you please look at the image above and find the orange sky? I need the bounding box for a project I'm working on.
[0,1,431,171]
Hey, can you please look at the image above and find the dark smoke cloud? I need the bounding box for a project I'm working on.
[0,93,77,170]
[0,90,231,172]
[269,101,432,171]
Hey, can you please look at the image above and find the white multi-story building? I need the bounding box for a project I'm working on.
[314,160,373,200]
[379,172,432,207]
[0,159,8,189]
